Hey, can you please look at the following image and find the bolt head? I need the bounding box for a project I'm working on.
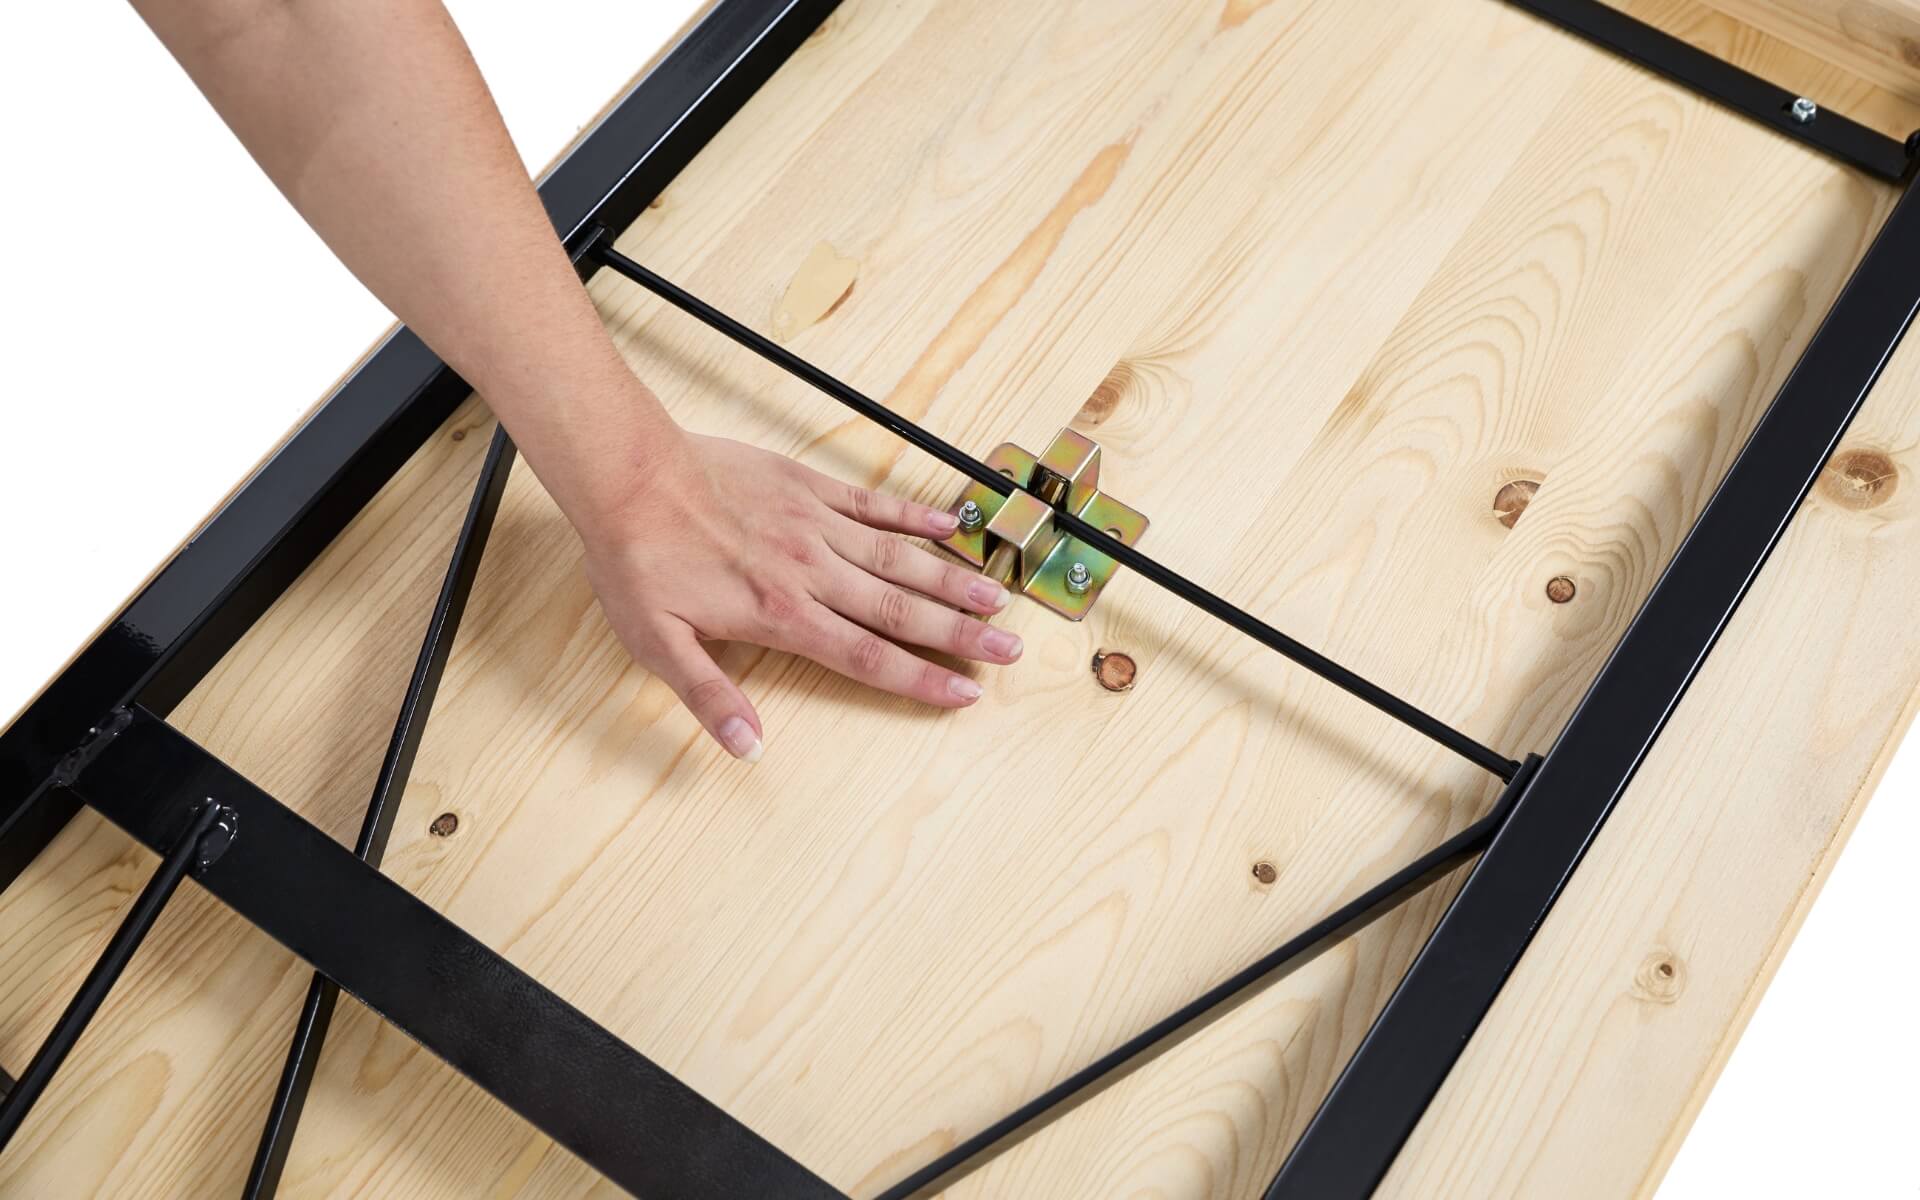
[1790,96,1818,124]
[957,500,984,531]
[1065,561,1092,594]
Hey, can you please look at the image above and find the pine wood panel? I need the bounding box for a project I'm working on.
[0,1,1913,1197]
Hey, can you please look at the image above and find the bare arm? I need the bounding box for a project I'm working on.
[132,0,1019,760]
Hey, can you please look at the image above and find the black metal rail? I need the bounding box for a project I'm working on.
[1266,48,1920,1200]
[66,707,841,1198]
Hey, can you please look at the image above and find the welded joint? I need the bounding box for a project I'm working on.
[46,706,134,790]
[48,709,238,875]
[193,804,239,874]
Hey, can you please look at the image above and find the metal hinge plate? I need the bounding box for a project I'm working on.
[938,428,1149,620]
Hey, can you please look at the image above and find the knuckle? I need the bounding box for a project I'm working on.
[775,534,818,568]
[755,586,805,626]
[848,487,877,524]
[950,611,979,651]
[683,677,732,713]
[918,659,951,698]
[875,586,914,634]
[850,633,892,677]
[871,533,902,574]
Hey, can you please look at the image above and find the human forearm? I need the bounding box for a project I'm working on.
[138,0,1021,762]
[128,0,676,521]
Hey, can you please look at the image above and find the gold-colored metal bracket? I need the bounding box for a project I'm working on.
[938,428,1149,620]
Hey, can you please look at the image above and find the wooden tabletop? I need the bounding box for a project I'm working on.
[2,0,1917,1195]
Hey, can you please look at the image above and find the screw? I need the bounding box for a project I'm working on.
[1790,97,1817,124]
[1065,562,1092,594]
[957,500,984,532]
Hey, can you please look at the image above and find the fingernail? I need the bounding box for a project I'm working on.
[982,628,1022,660]
[717,716,763,763]
[967,579,1010,610]
[927,510,959,534]
[948,675,983,702]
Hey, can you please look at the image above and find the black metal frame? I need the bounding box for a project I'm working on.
[2,0,1914,1195]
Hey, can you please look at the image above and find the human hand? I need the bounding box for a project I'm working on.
[576,430,1023,762]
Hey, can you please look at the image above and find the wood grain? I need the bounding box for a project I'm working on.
[0,1,1914,1197]
[1695,0,1920,104]
[1633,0,1920,137]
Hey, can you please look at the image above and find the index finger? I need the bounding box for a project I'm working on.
[808,476,960,539]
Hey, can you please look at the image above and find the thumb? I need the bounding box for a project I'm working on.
[648,624,764,763]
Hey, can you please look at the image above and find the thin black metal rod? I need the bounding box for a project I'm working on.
[0,799,227,1151]
[591,244,1521,781]
[1266,157,1920,1200]
[244,427,517,1198]
[68,707,842,1200]
[1508,0,1915,181]
[600,246,1016,495]
[877,753,1541,1199]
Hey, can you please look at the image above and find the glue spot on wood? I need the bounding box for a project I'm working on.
[429,812,459,838]
[1076,362,1136,427]
[1546,576,1576,604]
[1220,0,1277,30]
[1818,448,1898,511]
[770,241,860,342]
[1492,478,1540,530]
[1632,951,1684,1004]
[1251,860,1277,886]
[1092,650,1136,692]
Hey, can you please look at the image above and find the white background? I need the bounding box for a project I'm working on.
[0,4,1913,1196]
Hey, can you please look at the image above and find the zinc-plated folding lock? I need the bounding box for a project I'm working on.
[938,428,1149,620]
